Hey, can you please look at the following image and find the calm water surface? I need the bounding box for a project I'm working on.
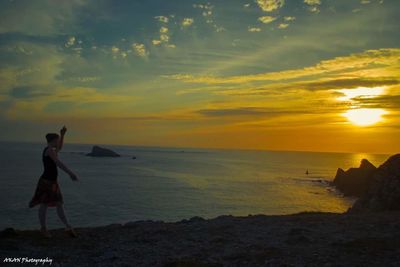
[0,142,390,229]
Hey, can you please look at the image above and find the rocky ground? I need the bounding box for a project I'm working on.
[2,211,400,267]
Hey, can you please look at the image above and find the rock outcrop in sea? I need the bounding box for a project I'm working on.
[86,145,121,157]
[332,159,377,197]
[349,154,400,213]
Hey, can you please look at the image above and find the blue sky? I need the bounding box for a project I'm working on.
[0,0,399,153]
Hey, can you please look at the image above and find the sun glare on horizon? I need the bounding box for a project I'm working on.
[344,108,387,126]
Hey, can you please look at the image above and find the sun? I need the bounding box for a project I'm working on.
[344,108,386,126]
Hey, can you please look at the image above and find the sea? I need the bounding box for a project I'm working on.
[0,141,390,230]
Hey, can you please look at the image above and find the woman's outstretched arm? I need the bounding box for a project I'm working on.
[48,147,78,181]
[57,126,67,152]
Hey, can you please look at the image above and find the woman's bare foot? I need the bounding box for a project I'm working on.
[40,228,52,238]
[65,227,78,238]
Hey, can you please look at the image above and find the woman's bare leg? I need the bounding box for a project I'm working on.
[56,203,78,237]
[39,204,48,230]
[56,203,71,228]
[39,204,51,238]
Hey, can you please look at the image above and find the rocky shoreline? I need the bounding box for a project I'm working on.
[2,211,400,267]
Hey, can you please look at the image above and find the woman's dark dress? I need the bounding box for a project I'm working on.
[29,147,63,208]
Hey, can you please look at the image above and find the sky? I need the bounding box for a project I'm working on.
[0,0,399,154]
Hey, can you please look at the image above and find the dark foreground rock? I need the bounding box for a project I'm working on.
[2,212,400,267]
[86,146,120,157]
[332,159,376,197]
[349,154,400,213]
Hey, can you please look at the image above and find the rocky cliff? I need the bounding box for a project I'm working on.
[349,154,400,213]
[332,159,377,197]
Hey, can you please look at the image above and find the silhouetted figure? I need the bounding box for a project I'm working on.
[306,169,309,175]
[29,126,79,238]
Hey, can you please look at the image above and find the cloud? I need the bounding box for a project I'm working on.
[154,16,169,23]
[284,16,296,21]
[111,46,120,53]
[160,34,170,42]
[65,36,76,48]
[110,46,128,59]
[0,0,90,35]
[304,0,321,4]
[185,77,398,97]
[132,43,149,58]
[10,86,51,99]
[196,107,300,117]
[4,86,138,120]
[182,18,194,27]
[256,0,285,12]
[248,27,262,32]
[160,26,169,33]
[278,23,289,29]
[352,94,400,109]
[165,49,400,85]
[152,40,162,46]
[258,16,277,24]
[308,6,320,13]
[193,2,224,32]
[152,26,174,47]
[295,78,399,91]
[0,42,66,96]
[304,0,321,13]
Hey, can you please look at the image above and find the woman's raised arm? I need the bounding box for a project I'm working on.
[56,126,67,152]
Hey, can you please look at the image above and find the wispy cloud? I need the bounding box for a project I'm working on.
[196,107,316,117]
[0,0,90,35]
[165,49,400,85]
[4,86,138,120]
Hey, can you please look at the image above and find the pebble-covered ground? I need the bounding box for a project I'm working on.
[2,211,400,267]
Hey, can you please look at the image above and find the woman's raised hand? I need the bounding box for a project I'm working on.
[60,125,67,136]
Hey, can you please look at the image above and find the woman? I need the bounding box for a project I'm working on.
[29,126,79,238]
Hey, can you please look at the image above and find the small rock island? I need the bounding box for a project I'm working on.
[86,145,121,157]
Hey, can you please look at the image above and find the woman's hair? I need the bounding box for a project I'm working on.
[45,133,59,143]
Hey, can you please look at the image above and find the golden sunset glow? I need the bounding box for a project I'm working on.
[344,109,387,126]
[0,0,399,153]
[336,87,386,101]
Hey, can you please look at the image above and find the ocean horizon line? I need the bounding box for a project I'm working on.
[0,139,393,156]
